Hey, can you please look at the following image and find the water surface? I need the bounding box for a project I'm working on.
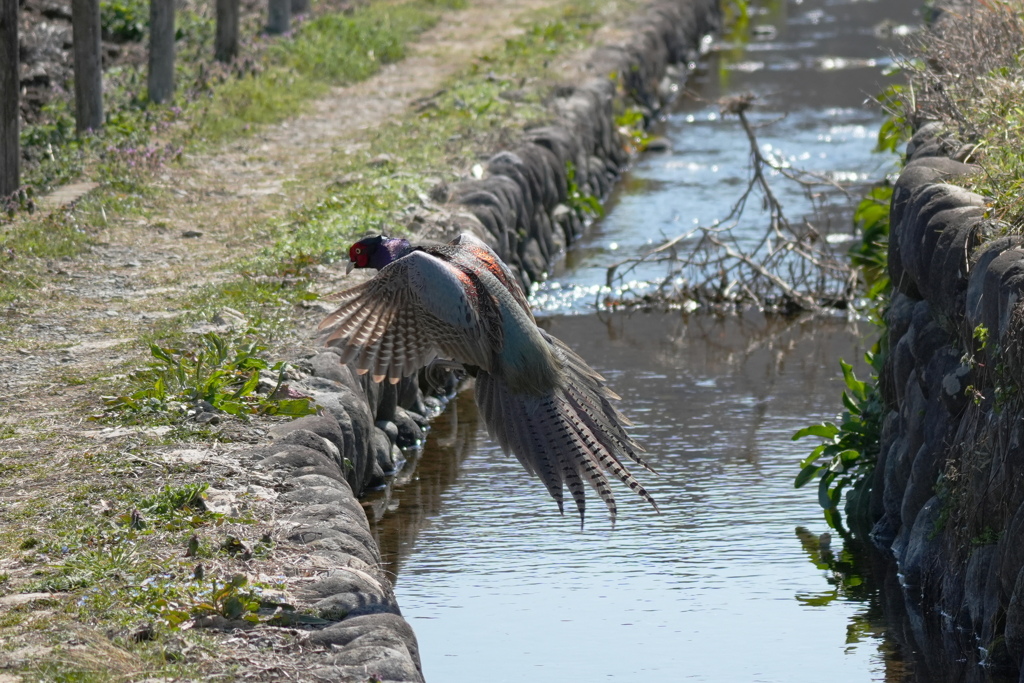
[375,313,890,682]
[534,0,915,313]
[370,0,923,679]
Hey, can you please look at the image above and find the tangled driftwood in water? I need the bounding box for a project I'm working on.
[604,94,861,314]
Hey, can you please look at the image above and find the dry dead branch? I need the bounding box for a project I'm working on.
[603,94,860,314]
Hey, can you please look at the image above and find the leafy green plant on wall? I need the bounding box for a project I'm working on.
[963,324,990,406]
[874,79,916,154]
[794,355,884,533]
[961,323,1020,410]
[721,0,750,36]
[566,162,603,218]
[849,183,893,299]
[614,106,652,153]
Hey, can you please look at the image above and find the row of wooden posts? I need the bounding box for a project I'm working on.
[0,0,309,199]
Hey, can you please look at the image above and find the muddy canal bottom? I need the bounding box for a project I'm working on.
[370,313,895,682]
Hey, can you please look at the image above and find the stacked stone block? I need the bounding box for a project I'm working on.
[870,122,1024,677]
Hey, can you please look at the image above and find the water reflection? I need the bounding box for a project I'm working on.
[372,312,896,682]
[366,390,482,581]
[791,527,1024,683]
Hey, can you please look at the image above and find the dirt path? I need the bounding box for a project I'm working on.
[0,0,596,418]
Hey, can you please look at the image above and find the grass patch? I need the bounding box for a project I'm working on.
[193,69,327,142]
[895,1,1024,228]
[0,270,43,307]
[0,445,279,634]
[2,208,94,260]
[195,0,463,142]
[103,332,316,422]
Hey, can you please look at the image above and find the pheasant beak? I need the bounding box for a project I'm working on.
[345,259,356,275]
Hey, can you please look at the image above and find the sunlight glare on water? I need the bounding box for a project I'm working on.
[533,0,916,314]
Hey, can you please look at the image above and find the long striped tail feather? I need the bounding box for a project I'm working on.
[474,334,658,526]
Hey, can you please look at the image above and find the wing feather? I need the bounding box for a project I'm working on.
[475,372,565,513]
[449,233,532,316]
[319,251,493,381]
[352,297,393,370]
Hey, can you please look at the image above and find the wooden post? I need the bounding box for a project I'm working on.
[267,0,290,35]
[0,0,19,197]
[148,0,175,103]
[72,0,104,132]
[215,0,240,63]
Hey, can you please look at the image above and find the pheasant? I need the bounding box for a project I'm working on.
[318,232,658,525]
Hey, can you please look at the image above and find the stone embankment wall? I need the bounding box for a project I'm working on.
[220,1,721,681]
[867,121,1024,678]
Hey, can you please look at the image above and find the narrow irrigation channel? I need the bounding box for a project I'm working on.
[369,0,923,680]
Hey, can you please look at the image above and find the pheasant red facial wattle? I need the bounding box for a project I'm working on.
[319,232,658,525]
[349,242,370,269]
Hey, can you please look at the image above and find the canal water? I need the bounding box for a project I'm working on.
[370,0,924,680]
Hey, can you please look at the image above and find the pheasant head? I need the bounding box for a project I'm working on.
[348,236,412,271]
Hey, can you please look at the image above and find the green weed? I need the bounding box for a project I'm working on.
[794,356,884,533]
[566,162,603,217]
[176,573,262,624]
[972,527,1002,546]
[141,483,207,514]
[874,81,915,154]
[849,183,893,298]
[722,0,750,27]
[103,332,316,421]
[615,106,652,152]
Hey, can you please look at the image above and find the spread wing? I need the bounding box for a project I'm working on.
[318,251,492,382]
